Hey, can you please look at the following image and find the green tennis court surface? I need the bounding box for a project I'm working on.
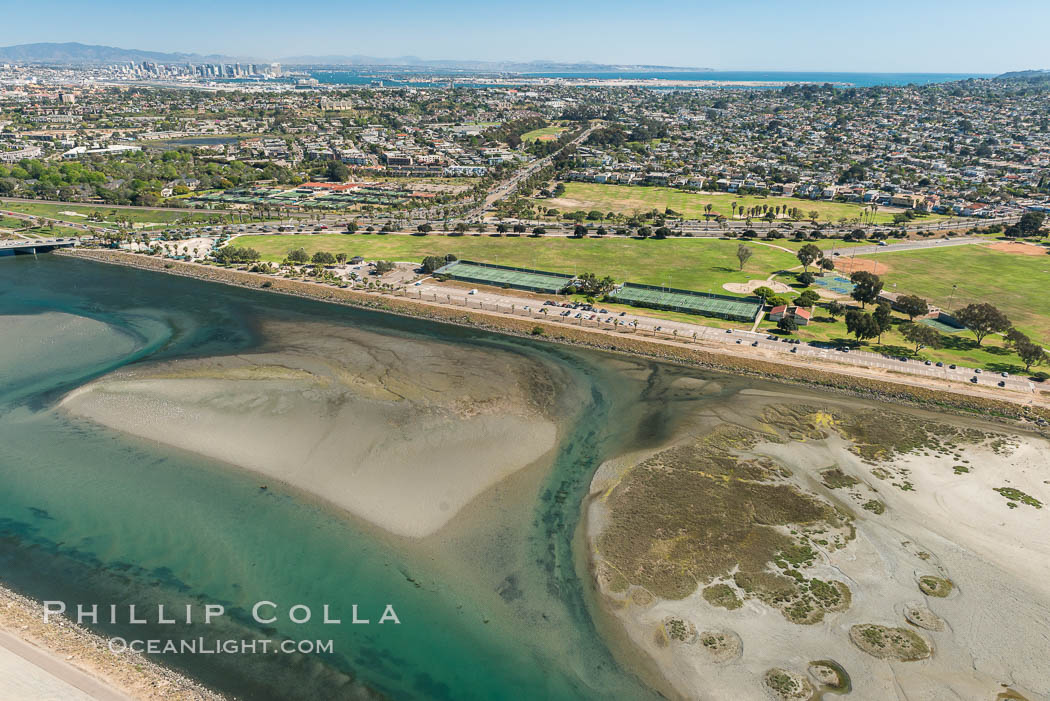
[920,317,966,334]
[435,260,573,293]
[609,283,762,321]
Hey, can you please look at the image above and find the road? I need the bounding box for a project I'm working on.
[464,123,602,220]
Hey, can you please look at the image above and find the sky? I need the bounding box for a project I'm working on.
[4,0,1048,73]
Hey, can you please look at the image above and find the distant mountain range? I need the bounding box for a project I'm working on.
[0,43,242,64]
[0,42,706,73]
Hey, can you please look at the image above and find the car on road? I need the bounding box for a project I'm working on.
[468,289,478,295]
[971,377,979,383]
[998,381,1006,387]
[949,364,957,369]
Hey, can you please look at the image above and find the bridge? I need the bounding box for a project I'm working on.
[0,237,80,256]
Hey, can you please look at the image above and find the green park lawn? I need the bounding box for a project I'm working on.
[757,311,1038,375]
[538,182,947,226]
[854,244,1050,344]
[0,200,231,226]
[235,233,799,293]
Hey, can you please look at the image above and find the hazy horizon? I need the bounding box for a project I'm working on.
[3,0,1048,73]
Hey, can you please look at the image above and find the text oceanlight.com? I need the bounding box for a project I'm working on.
[107,638,335,655]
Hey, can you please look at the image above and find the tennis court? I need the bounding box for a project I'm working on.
[920,317,966,334]
[609,283,762,321]
[813,274,855,295]
[434,260,573,294]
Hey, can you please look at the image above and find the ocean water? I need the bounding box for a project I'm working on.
[0,254,686,700]
[309,69,993,88]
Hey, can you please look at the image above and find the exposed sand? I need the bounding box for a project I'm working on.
[987,241,1049,256]
[589,393,1050,700]
[722,279,793,295]
[61,319,560,538]
[0,312,141,390]
[832,256,889,275]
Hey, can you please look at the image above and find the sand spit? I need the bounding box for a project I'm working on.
[0,583,222,701]
[61,319,560,538]
[588,396,1050,700]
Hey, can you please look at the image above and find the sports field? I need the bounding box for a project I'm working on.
[437,260,572,293]
[235,233,800,293]
[856,244,1050,343]
[538,182,946,226]
[0,200,237,226]
[610,284,762,321]
[521,126,568,142]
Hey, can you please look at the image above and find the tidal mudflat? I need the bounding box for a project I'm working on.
[588,391,1050,700]
[3,254,1048,701]
[61,319,562,538]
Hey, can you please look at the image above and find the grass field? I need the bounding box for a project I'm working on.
[521,126,568,142]
[538,182,947,226]
[757,311,1038,375]
[0,201,232,226]
[235,233,800,293]
[855,245,1050,343]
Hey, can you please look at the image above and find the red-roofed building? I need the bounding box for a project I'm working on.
[769,305,812,326]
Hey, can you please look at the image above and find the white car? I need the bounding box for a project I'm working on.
[468,289,478,295]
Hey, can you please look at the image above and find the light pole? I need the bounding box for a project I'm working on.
[947,284,958,312]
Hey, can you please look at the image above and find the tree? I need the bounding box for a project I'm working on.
[767,294,791,307]
[573,224,588,238]
[826,301,845,319]
[326,159,349,182]
[286,247,309,264]
[797,271,815,286]
[873,302,893,342]
[454,222,469,234]
[819,258,835,272]
[345,221,358,233]
[777,316,798,333]
[752,286,775,301]
[373,260,395,274]
[416,223,433,234]
[896,294,929,320]
[954,303,1011,346]
[736,244,753,271]
[1016,339,1047,372]
[311,250,336,266]
[796,244,822,272]
[532,226,546,236]
[422,255,446,273]
[849,271,883,308]
[845,309,880,342]
[795,289,821,308]
[901,322,943,351]
[335,252,348,265]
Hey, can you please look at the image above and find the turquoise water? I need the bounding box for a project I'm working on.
[0,255,673,700]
